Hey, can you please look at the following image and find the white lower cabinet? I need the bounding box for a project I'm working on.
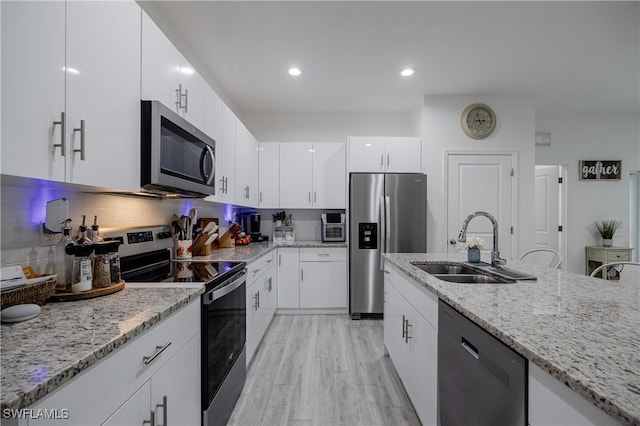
[383,262,438,426]
[246,251,277,366]
[277,248,347,310]
[29,301,200,426]
[528,363,622,426]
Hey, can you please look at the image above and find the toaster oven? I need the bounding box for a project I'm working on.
[321,213,346,242]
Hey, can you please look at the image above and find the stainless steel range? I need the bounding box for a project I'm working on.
[104,226,247,426]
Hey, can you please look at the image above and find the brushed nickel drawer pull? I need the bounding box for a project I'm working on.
[143,342,172,365]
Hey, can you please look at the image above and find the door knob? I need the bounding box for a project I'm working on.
[449,239,457,245]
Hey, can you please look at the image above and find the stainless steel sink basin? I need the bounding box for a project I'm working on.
[411,263,478,275]
[410,261,520,284]
[432,274,513,284]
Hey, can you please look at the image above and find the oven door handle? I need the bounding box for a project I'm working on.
[204,268,247,304]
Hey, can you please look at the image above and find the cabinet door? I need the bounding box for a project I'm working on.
[348,137,385,172]
[203,86,223,202]
[179,63,205,131]
[219,103,237,203]
[385,284,411,381]
[405,310,438,426]
[65,0,141,191]
[299,261,347,308]
[277,248,300,308]
[385,137,422,173]
[259,143,280,208]
[279,143,313,208]
[150,334,201,426]
[246,280,258,364]
[312,143,346,208]
[141,11,182,113]
[235,120,259,207]
[102,381,152,426]
[1,1,66,182]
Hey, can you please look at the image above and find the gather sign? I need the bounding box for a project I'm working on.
[579,160,622,181]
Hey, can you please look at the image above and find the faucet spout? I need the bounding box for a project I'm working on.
[458,211,506,268]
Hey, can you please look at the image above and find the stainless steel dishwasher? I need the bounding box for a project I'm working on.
[438,301,527,426]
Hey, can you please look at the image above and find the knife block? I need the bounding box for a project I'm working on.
[217,230,235,248]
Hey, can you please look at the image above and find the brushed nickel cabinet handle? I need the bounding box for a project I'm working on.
[143,342,172,365]
[405,319,412,343]
[387,153,390,168]
[175,84,182,110]
[155,395,168,426]
[53,111,66,156]
[143,411,155,426]
[380,154,384,169]
[182,89,188,113]
[73,119,85,160]
[402,315,406,338]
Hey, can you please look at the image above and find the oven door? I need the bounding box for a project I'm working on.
[201,268,247,417]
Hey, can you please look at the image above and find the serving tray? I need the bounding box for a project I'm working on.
[48,280,125,302]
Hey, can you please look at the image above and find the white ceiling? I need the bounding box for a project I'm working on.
[141,1,639,115]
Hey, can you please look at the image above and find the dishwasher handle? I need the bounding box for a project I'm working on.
[461,336,479,360]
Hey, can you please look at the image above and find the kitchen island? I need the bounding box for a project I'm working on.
[384,252,639,426]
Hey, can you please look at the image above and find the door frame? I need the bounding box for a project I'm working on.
[444,150,518,258]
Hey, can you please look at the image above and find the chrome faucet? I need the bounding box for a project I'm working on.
[458,211,506,268]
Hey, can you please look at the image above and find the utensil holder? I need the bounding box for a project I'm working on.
[175,239,193,259]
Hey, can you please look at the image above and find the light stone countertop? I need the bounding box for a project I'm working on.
[192,240,347,263]
[0,286,204,411]
[383,252,640,426]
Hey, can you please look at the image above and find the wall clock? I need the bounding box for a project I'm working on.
[461,103,496,139]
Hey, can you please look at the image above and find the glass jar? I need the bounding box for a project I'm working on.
[92,242,112,289]
[107,240,121,283]
[72,244,94,292]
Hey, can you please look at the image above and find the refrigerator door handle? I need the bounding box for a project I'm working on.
[385,196,391,253]
[380,195,386,270]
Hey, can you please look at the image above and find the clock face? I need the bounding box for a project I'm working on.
[461,104,496,139]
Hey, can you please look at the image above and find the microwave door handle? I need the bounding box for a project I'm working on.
[199,145,216,185]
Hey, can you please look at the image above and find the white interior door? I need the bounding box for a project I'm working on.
[534,166,560,250]
[446,154,514,257]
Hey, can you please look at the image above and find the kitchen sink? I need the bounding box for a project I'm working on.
[432,274,513,284]
[411,263,478,275]
[410,261,519,284]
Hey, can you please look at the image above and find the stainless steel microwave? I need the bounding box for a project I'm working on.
[141,100,215,198]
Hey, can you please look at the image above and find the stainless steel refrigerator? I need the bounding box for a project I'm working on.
[349,173,427,318]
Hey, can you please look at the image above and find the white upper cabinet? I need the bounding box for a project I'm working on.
[258,143,280,208]
[1,1,141,191]
[235,120,259,207]
[279,142,346,209]
[141,11,205,130]
[279,143,314,208]
[312,143,346,208]
[65,1,141,191]
[349,137,422,173]
[216,103,237,204]
[1,1,66,182]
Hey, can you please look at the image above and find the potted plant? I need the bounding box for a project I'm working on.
[272,211,287,227]
[594,220,621,247]
[463,237,486,263]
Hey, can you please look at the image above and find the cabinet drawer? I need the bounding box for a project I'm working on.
[30,301,200,425]
[261,250,276,271]
[606,250,631,261]
[299,247,346,262]
[247,257,263,283]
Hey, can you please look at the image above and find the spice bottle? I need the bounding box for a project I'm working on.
[90,215,103,243]
[92,242,112,289]
[107,240,121,283]
[72,244,93,292]
[56,219,74,292]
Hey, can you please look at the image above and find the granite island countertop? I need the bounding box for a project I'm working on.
[192,240,347,263]
[0,286,204,411]
[383,252,640,426]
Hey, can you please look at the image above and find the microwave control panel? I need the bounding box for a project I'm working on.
[358,223,377,249]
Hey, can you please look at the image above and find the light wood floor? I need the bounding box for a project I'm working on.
[228,315,421,426]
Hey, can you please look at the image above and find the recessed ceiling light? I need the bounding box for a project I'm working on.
[288,67,301,76]
[400,68,416,77]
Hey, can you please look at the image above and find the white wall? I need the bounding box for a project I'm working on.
[242,111,414,142]
[419,95,536,256]
[535,113,640,273]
